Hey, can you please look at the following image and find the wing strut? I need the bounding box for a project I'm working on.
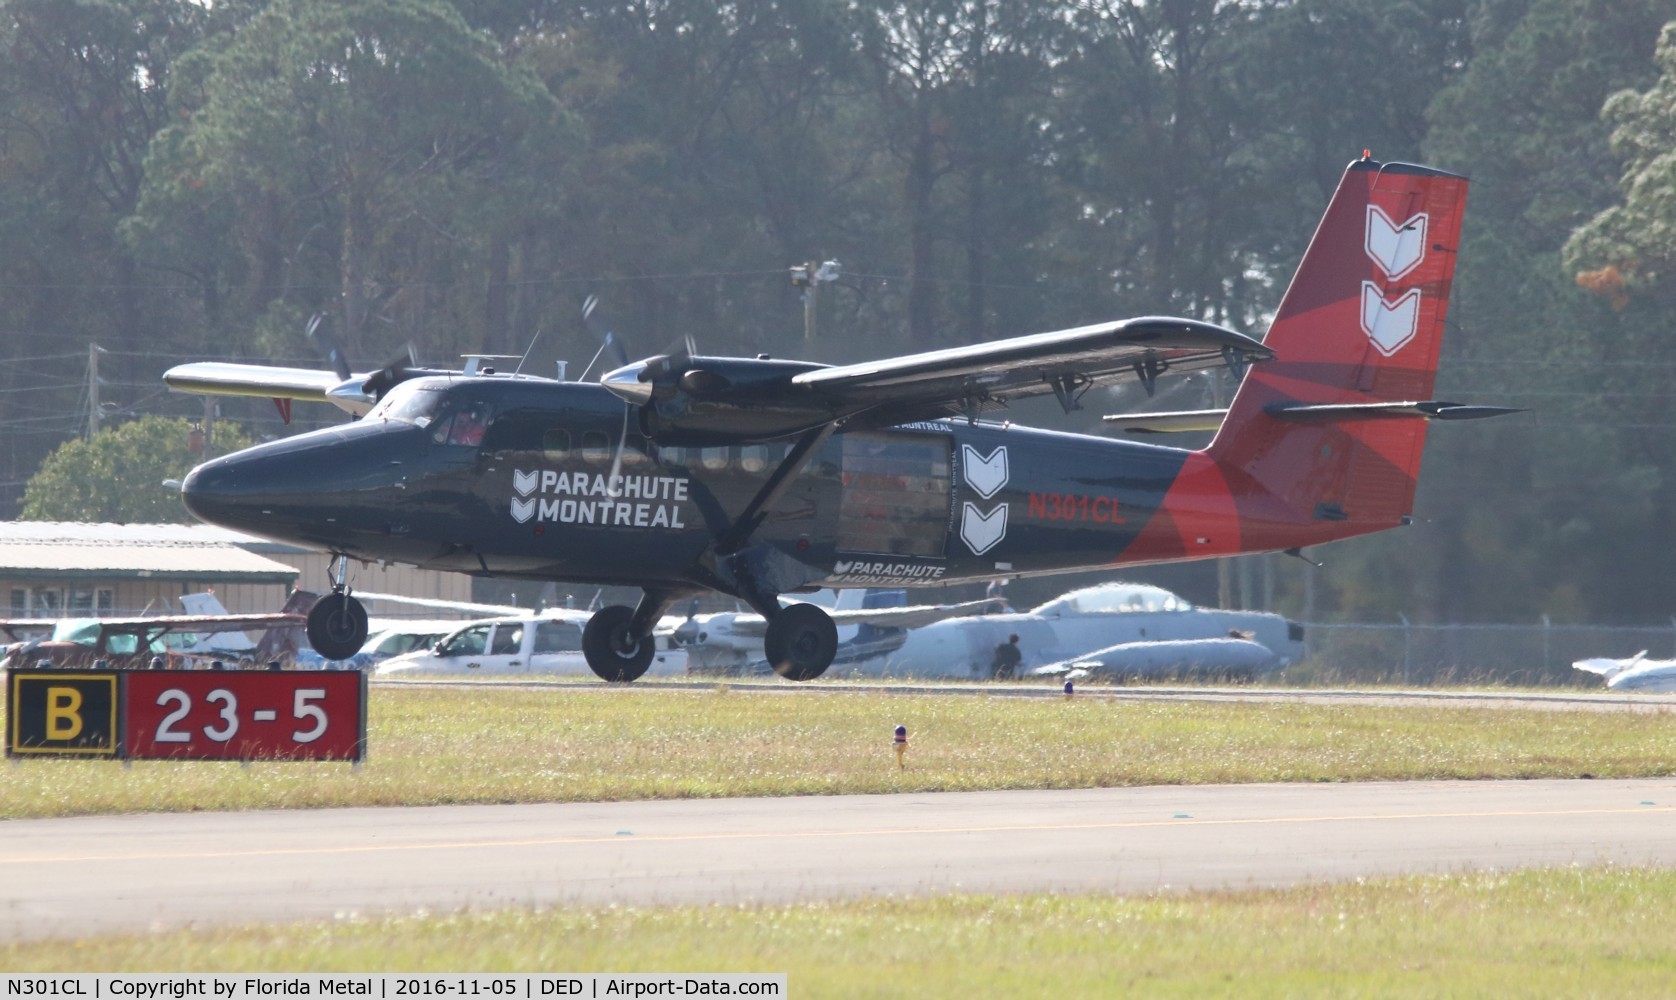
[715,422,837,558]
[704,422,839,617]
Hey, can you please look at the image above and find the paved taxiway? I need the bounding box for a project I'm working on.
[5,778,1675,941]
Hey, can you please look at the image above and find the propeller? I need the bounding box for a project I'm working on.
[358,343,420,401]
[306,313,353,382]
[581,296,645,494]
[579,294,630,381]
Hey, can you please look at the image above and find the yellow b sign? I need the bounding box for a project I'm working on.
[47,686,84,740]
[7,671,118,756]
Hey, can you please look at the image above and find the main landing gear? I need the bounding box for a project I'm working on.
[306,555,369,660]
[763,602,838,681]
[582,604,656,682]
[580,590,841,683]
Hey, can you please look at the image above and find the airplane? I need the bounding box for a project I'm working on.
[0,589,315,670]
[166,156,1511,684]
[1572,652,1676,692]
[673,588,1003,675]
[818,580,1300,680]
[1033,637,1285,683]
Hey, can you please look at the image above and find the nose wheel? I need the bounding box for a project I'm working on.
[307,591,368,660]
[764,602,837,681]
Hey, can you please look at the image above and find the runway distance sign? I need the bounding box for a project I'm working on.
[126,670,365,760]
[5,668,366,761]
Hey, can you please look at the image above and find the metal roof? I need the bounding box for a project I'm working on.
[0,522,300,583]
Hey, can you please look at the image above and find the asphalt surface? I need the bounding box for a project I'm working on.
[5,778,1676,942]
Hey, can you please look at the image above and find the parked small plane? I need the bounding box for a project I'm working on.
[168,157,1508,683]
[1033,637,1286,682]
[819,580,1299,679]
[0,590,314,669]
[1572,652,1676,692]
[674,588,1001,674]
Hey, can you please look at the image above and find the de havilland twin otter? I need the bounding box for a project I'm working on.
[168,157,1510,682]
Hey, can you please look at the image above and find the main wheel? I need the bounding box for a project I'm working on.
[583,604,655,682]
[307,592,368,660]
[764,603,838,681]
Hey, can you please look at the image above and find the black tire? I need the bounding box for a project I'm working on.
[307,592,368,660]
[764,602,838,681]
[583,604,655,682]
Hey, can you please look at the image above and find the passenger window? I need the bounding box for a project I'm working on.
[622,434,648,468]
[659,445,688,468]
[740,445,769,474]
[701,447,730,471]
[488,624,523,656]
[533,620,583,653]
[543,428,572,461]
[581,430,612,462]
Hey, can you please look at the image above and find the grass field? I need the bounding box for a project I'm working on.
[5,867,1674,996]
[7,681,1676,991]
[3,682,1673,818]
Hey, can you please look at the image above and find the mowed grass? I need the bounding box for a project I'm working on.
[5,868,1675,996]
[3,683,1674,818]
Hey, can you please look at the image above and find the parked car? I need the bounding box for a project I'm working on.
[375,614,687,677]
[294,619,466,670]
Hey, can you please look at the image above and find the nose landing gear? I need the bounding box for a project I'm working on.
[306,555,369,660]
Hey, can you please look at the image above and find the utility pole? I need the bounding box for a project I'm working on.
[790,260,842,344]
[86,343,106,440]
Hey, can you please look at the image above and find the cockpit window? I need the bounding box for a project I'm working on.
[369,382,448,428]
[431,400,493,447]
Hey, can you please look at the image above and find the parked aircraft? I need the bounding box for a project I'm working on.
[822,581,1300,679]
[1033,637,1286,682]
[0,589,314,669]
[674,588,1001,674]
[1572,652,1676,692]
[168,157,1508,683]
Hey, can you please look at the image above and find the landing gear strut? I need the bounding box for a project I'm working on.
[306,555,368,660]
[764,603,838,681]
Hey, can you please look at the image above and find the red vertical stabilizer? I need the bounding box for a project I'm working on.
[1135,158,1469,560]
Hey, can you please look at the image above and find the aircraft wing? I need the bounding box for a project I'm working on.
[99,613,308,636]
[792,317,1269,426]
[163,362,345,403]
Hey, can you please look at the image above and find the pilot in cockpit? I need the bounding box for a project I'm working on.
[443,403,488,446]
[450,406,486,446]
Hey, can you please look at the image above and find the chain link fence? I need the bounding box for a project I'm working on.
[1296,619,1676,686]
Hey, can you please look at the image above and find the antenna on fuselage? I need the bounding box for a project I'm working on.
[512,327,542,376]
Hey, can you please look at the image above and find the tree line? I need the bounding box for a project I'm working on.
[6,0,1676,626]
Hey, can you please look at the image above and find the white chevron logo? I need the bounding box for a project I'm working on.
[513,469,539,496]
[510,497,536,524]
[1360,282,1421,356]
[960,502,1008,556]
[1364,205,1427,280]
[962,445,1009,499]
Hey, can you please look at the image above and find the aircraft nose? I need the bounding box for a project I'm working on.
[180,452,263,529]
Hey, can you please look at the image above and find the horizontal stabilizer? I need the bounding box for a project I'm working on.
[1101,409,1229,435]
[1265,401,1522,422]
